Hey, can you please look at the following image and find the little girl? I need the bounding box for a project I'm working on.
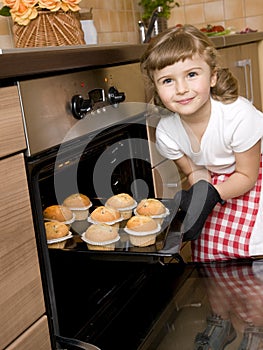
[140,24,263,262]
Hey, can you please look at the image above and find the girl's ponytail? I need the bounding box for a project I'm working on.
[211,68,239,103]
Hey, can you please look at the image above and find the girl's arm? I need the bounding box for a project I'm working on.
[175,155,211,186]
[174,140,261,200]
[213,141,261,200]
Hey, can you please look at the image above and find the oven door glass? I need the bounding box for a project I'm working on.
[26,118,183,349]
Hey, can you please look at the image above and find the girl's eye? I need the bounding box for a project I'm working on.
[162,78,173,84]
[188,71,197,78]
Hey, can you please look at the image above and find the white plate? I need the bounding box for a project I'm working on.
[87,215,124,225]
[47,232,73,244]
[81,232,120,246]
[124,224,161,236]
[66,202,93,211]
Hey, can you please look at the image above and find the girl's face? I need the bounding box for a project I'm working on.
[153,54,217,120]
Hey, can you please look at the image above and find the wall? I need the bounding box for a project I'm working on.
[87,0,263,44]
[169,0,263,35]
[0,0,262,47]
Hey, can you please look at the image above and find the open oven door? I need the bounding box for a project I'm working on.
[146,112,189,199]
[56,335,101,350]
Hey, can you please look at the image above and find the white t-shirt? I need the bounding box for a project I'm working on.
[156,97,263,174]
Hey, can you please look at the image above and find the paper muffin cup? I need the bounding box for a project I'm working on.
[129,233,156,247]
[81,233,120,251]
[124,225,161,247]
[106,201,137,220]
[48,241,68,249]
[47,232,73,249]
[87,215,124,227]
[67,203,92,221]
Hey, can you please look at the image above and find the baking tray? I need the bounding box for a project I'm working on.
[50,199,183,262]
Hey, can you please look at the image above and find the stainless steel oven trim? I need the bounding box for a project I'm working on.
[18,63,147,157]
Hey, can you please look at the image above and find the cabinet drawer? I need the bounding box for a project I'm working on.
[0,154,46,350]
[0,86,26,158]
[5,316,51,350]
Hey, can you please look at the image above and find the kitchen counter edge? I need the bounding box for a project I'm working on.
[0,32,262,81]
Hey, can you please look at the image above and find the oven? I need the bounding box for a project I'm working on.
[18,62,187,350]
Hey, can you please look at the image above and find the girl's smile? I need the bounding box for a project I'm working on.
[176,97,195,105]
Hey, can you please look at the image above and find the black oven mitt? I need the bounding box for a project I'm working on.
[173,180,225,242]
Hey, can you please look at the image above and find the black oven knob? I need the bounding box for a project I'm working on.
[108,86,126,105]
[71,95,93,119]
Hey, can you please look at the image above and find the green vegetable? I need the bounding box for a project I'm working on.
[206,29,231,36]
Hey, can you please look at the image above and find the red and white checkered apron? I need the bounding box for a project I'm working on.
[192,162,262,262]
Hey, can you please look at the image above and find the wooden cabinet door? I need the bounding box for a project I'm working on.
[0,86,26,158]
[240,43,262,110]
[5,316,51,350]
[0,154,47,350]
[218,43,262,110]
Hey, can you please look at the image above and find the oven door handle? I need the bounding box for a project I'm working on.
[56,335,101,350]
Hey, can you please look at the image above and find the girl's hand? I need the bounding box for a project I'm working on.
[174,180,225,241]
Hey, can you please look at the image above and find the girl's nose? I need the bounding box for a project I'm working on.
[176,80,189,94]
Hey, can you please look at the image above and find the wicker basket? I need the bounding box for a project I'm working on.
[13,10,85,48]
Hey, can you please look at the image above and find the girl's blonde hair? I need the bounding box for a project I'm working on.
[140,24,238,106]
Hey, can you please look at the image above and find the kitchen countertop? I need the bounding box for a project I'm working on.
[0,31,262,81]
[208,30,263,48]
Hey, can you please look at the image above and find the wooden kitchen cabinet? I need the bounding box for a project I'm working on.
[5,316,51,350]
[0,86,51,350]
[0,86,26,158]
[218,42,262,110]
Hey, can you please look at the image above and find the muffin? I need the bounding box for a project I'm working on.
[43,205,74,224]
[82,223,120,251]
[135,198,169,224]
[124,215,160,247]
[105,193,137,219]
[45,221,71,249]
[63,193,92,221]
[88,206,122,227]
